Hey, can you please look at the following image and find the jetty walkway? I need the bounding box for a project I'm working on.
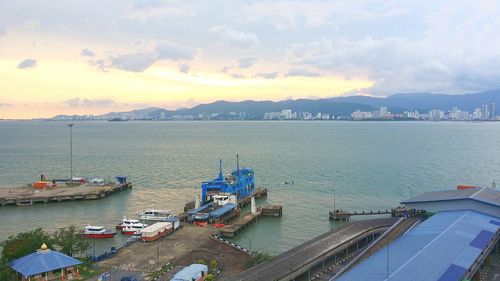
[231,218,398,281]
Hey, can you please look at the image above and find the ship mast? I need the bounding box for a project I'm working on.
[237,154,240,174]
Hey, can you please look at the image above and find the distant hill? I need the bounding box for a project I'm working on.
[333,89,500,112]
[50,88,500,120]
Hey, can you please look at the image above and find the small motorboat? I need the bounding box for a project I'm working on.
[121,226,143,236]
[116,216,142,230]
[137,208,174,221]
[80,225,116,239]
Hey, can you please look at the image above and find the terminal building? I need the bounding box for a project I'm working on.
[335,186,500,281]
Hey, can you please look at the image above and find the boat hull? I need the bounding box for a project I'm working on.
[81,232,116,239]
[121,230,140,236]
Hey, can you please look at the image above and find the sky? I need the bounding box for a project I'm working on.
[1,0,500,119]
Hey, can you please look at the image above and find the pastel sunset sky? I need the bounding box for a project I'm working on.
[1,1,500,118]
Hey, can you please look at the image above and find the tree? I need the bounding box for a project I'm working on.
[0,228,52,280]
[52,225,90,257]
[1,228,52,262]
[205,274,215,281]
[210,259,218,273]
[247,251,274,267]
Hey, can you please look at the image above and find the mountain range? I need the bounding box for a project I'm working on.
[52,88,500,120]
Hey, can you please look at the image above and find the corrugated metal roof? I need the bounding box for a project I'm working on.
[9,249,82,277]
[337,210,499,281]
[171,264,208,281]
[210,203,237,218]
[402,187,500,207]
[187,203,213,215]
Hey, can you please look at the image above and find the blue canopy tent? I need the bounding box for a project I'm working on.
[9,244,82,280]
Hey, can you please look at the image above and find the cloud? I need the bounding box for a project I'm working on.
[285,68,321,77]
[178,63,190,73]
[80,48,95,57]
[92,40,197,72]
[254,72,280,79]
[109,52,158,72]
[237,56,259,68]
[230,73,246,79]
[23,20,39,29]
[17,59,37,69]
[246,1,407,30]
[0,103,12,108]
[65,98,116,107]
[127,0,192,19]
[155,40,197,61]
[65,98,81,107]
[209,25,260,48]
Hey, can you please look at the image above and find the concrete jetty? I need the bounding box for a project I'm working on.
[220,205,282,238]
[0,182,132,206]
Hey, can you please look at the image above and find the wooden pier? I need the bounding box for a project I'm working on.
[0,182,132,206]
[219,205,282,238]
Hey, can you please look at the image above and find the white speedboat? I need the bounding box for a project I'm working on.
[80,225,116,239]
[137,208,174,221]
[116,216,142,230]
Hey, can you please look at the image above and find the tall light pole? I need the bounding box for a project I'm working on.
[333,189,336,213]
[68,123,74,185]
[407,186,413,199]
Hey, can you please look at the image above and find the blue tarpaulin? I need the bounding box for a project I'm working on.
[9,249,82,277]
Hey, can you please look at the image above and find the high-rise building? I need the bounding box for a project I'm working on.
[380,106,388,117]
[491,103,496,120]
[481,104,490,120]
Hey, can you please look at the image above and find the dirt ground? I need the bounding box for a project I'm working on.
[98,224,251,279]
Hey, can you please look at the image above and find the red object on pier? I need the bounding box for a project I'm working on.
[457,185,479,190]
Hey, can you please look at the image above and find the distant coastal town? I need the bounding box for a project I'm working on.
[265,103,497,121]
[49,103,498,122]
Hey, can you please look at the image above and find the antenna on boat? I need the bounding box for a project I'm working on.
[218,159,223,181]
[237,154,240,173]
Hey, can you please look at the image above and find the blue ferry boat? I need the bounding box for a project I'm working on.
[201,156,255,205]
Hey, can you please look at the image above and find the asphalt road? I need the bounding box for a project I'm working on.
[87,269,144,281]
[231,218,397,281]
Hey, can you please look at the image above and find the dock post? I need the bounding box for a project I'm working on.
[251,197,257,214]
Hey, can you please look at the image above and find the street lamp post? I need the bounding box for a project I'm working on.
[333,189,336,213]
[407,186,413,199]
[67,123,74,185]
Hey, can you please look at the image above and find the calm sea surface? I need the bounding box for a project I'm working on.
[1,121,500,255]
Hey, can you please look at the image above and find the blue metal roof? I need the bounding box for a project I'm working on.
[209,203,237,218]
[9,249,82,277]
[187,202,213,215]
[337,210,500,281]
[170,264,208,281]
[402,187,500,207]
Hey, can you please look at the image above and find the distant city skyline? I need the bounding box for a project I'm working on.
[2,1,500,118]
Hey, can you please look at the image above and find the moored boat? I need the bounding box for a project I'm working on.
[137,208,174,221]
[121,226,143,236]
[80,225,116,239]
[116,216,142,230]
